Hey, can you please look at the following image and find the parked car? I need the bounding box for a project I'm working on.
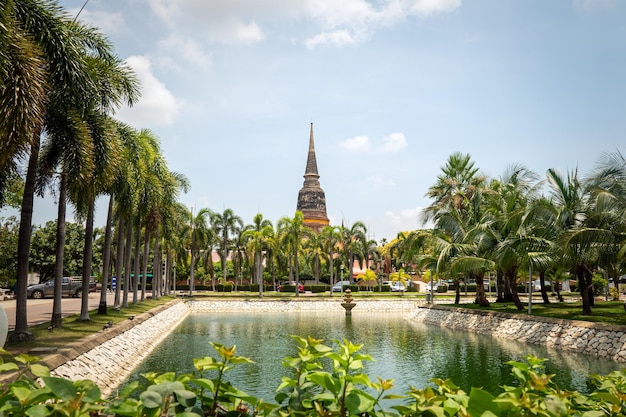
[425,282,439,292]
[390,282,406,292]
[278,281,304,292]
[27,276,95,299]
[331,280,351,292]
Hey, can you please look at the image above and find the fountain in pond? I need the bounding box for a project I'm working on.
[341,288,356,315]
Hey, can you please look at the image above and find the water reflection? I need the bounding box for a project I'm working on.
[124,311,622,402]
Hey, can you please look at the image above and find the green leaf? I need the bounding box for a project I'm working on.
[11,386,31,403]
[29,364,50,378]
[467,387,499,416]
[307,372,341,394]
[108,398,142,416]
[191,378,215,391]
[24,404,51,417]
[345,391,375,414]
[0,362,19,372]
[40,377,76,402]
[139,390,163,409]
[148,381,185,398]
[174,390,197,407]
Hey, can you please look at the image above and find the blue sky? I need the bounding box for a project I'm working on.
[11,0,626,242]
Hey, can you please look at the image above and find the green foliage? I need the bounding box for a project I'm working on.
[28,220,103,281]
[0,216,19,287]
[2,343,626,416]
[592,274,609,296]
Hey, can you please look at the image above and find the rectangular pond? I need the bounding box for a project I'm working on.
[123,310,622,402]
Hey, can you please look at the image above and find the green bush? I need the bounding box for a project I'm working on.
[306,284,328,293]
[1,342,625,417]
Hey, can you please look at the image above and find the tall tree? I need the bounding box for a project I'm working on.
[211,208,243,287]
[186,208,213,296]
[277,211,311,297]
[319,225,341,293]
[4,1,136,339]
[340,221,367,283]
[243,213,273,297]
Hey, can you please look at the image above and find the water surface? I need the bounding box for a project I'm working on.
[125,311,622,402]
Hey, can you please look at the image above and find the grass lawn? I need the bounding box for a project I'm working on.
[453,299,626,326]
[4,296,179,354]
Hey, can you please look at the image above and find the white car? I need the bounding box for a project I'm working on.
[332,281,351,292]
[425,282,439,292]
[390,282,406,292]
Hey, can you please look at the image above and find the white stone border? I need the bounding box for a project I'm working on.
[42,300,626,397]
[408,306,626,362]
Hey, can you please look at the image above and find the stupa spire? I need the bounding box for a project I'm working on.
[296,123,330,232]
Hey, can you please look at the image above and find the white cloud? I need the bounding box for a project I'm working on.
[73,9,125,33]
[340,135,372,152]
[114,56,185,127]
[157,35,212,70]
[380,132,408,153]
[146,0,461,47]
[340,132,407,154]
[384,206,422,231]
[305,30,360,49]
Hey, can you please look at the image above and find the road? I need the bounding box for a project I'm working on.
[1,292,117,330]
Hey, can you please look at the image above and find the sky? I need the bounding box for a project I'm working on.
[6,0,626,242]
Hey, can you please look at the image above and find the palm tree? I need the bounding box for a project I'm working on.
[211,209,243,288]
[243,213,273,297]
[319,225,341,294]
[186,208,213,296]
[303,232,325,285]
[277,211,311,297]
[4,1,137,338]
[340,221,367,283]
[545,168,594,314]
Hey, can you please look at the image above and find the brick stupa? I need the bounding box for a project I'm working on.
[296,123,330,232]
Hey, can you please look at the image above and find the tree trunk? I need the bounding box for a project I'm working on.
[473,273,490,307]
[98,195,114,314]
[539,270,550,304]
[495,270,506,303]
[140,228,150,301]
[79,197,95,322]
[577,266,592,315]
[11,135,40,341]
[132,221,141,303]
[189,252,196,296]
[506,273,524,310]
[152,230,160,299]
[122,220,132,308]
[454,279,461,304]
[114,216,124,308]
[52,172,67,328]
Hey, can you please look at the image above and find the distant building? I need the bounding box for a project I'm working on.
[296,123,330,232]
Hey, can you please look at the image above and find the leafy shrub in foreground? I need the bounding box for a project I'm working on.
[1,341,625,416]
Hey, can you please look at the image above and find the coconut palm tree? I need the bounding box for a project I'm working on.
[211,208,243,288]
[319,225,341,294]
[277,211,311,296]
[243,213,274,296]
[4,1,137,338]
[186,208,213,296]
[340,221,367,283]
[545,168,595,314]
[303,231,325,285]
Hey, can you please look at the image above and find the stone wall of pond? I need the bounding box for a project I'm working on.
[30,299,626,398]
[408,305,626,362]
[48,301,188,397]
